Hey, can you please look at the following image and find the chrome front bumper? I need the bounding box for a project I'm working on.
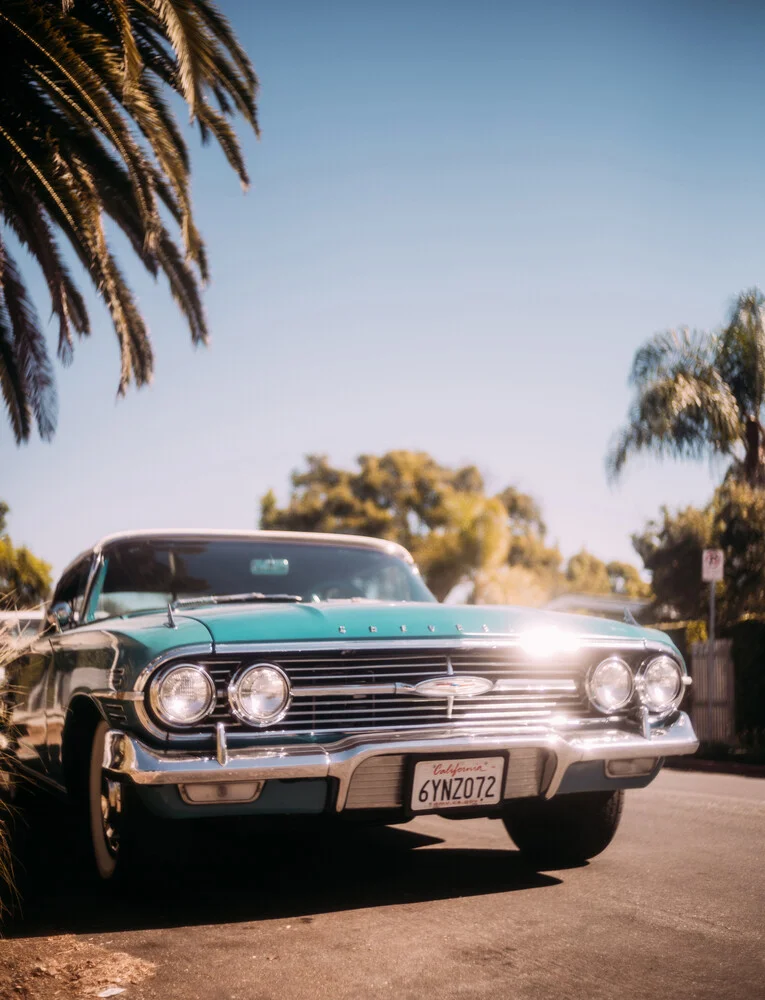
[103,712,699,811]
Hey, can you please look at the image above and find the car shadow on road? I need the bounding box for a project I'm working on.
[3,798,563,938]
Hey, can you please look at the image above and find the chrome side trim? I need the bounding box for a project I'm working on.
[102,712,699,810]
[92,690,144,702]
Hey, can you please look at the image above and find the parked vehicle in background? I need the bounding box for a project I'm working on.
[1,530,698,881]
[0,611,44,694]
[0,610,43,649]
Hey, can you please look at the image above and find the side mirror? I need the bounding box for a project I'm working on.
[48,601,74,631]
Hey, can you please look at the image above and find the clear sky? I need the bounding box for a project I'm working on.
[4,0,765,578]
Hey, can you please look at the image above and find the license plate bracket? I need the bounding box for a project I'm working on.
[407,751,509,816]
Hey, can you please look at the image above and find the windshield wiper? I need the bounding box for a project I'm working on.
[173,592,303,608]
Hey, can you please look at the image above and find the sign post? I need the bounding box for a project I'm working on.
[702,549,724,646]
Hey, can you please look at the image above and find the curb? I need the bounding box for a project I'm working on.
[664,757,765,778]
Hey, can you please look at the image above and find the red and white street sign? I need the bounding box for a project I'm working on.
[702,549,724,582]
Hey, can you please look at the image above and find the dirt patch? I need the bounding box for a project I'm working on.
[0,935,155,999]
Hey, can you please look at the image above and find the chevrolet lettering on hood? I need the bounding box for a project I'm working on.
[2,528,699,882]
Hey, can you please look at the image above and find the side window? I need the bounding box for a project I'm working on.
[51,559,91,625]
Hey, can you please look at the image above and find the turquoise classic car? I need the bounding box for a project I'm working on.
[2,530,698,880]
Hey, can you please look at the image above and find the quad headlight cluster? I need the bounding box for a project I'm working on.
[586,653,686,716]
[150,662,291,728]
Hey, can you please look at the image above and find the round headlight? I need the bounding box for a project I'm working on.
[638,655,683,713]
[229,663,291,726]
[587,657,634,713]
[150,664,215,726]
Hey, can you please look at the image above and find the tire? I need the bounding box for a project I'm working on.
[87,720,143,881]
[502,789,624,868]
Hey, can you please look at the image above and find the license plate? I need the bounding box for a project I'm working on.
[411,756,505,812]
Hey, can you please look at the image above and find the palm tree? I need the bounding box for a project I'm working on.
[0,0,258,443]
[608,289,765,487]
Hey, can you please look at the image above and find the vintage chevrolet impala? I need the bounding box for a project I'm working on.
[1,530,698,880]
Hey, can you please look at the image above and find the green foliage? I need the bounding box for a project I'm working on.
[0,0,258,443]
[261,452,498,601]
[498,486,562,576]
[633,481,765,625]
[0,501,51,606]
[609,289,765,487]
[632,503,714,621]
[565,550,613,595]
[715,482,765,622]
[606,561,652,599]
[261,451,646,606]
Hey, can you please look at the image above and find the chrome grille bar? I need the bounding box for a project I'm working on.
[190,645,594,736]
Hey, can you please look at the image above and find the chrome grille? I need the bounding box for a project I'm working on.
[190,647,590,736]
[344,748,548,809]
[346,755,407,809]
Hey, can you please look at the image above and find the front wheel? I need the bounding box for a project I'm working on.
[88,720,142,881]
[502,789,624,868]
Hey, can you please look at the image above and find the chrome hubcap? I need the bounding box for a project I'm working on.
[100,776,122,857]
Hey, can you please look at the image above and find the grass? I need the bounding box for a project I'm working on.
[0,615,28,917]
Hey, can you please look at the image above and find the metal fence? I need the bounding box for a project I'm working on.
[689,639,735,744]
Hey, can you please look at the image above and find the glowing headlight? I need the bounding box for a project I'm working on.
[638,655,684,713]
[229,663,291,726]
[150,664,215,726]
[586,657,634,713]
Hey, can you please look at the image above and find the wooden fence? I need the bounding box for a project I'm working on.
[689,639,735,744]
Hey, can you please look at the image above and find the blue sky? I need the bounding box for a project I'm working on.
[4,0,765,578]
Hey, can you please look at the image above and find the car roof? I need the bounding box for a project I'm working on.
[58,529,414,580]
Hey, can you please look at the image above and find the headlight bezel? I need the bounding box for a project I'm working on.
[586,656,635,714]
[149,662,216,728]
[228,662,292,728]
[636,654,685,714]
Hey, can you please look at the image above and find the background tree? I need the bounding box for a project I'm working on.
[565,550,613,595]
[0,501,51,606]
[0,0,257,443]
[261,451,647,606]
[608,289,765,487]
[713,483,765,623]
[261,451,496,600]
[631,503,713,621]
[606,560,652,599]
[630,484,765,626]
[498,486,563,575]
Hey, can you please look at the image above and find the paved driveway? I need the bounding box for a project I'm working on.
[3,770,763,999]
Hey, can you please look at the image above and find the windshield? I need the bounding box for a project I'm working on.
[90,537,435,618]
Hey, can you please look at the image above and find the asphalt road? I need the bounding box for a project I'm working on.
[3,770,764,1000]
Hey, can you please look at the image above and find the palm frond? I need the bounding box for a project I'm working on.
[0,237,57,439]
[0,0,257,442]
[608,368,741,480]
[0,178,90,361]
[716,288,765,419]
[629,328,717,389]
[0,308,29,443]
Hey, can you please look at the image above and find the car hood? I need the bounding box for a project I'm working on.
[174,601,675,650]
